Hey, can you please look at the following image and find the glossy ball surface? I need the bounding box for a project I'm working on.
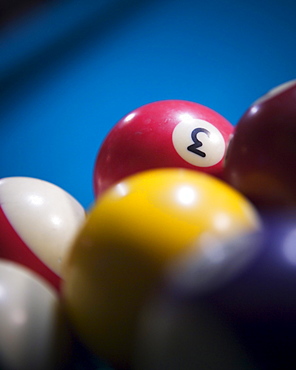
[224,80,296,210]
[93,100,234,197]
[0,260,71,370]
[172,213,296,369]
[134,293,255,370]
[0,177,86,290]
[62,168,260,367]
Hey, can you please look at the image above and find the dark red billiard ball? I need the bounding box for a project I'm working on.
[93,100,233,197]
[224,80,296,210]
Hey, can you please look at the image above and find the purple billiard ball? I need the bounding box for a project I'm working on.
[134,292,255,370]
[166,212,296,369]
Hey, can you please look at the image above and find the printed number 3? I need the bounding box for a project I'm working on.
[187,128,210,158]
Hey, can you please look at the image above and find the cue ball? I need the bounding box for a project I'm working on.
[93,100,233,197]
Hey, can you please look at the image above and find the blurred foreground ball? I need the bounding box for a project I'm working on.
[0,260,71,370]
[170,213,296,369]
[62,168,260,367]
[133,292,256,370]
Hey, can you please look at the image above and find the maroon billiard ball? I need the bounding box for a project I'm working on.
[93,100,233,197]
[224,80,296,210]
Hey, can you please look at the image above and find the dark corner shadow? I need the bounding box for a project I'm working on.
[0,0,160,106]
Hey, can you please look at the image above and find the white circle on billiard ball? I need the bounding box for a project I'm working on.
[172,118,226,167]
[253,79,296,106]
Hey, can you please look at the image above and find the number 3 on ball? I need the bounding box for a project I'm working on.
[172,118,226,167]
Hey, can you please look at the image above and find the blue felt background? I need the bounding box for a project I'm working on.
[1,0,295,209]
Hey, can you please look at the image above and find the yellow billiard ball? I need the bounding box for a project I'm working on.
[62,168,260,367]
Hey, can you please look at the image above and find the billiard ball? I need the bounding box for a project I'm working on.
[0,177,86,290]
[133,292,256,370]
[93,100,234,197]
[224,79,296,210]
[0,259,71,370]
[62,168,260,368]
[168,213,296,369]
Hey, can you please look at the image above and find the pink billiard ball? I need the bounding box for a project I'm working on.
[0,177,86,290]
[93,100,233,197]
[224,80,296,210]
